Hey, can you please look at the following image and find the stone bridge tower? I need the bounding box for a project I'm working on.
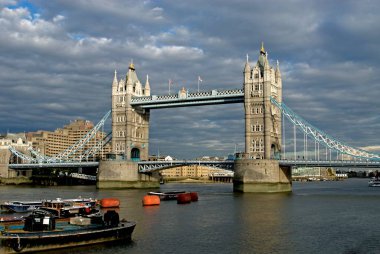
[234,43,291,193]
[111,63,150,161]
[243,43,282,159]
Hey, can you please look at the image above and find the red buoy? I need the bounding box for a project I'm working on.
[177,193,192,204]
[142,195,160,206]
[190,192,198,201]
[100,198,120,208]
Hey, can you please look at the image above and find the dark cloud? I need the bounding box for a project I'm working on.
[0,0,379,158]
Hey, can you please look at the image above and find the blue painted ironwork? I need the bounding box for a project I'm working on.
[137,160,234,173]
[130,89,244,109]
[8,89,380,172]
[9,161,99,169]
[48,110,111,162]
[8,159,380,171]
[270,97,380,161]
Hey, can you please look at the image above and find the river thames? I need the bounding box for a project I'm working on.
[1,178,380,254]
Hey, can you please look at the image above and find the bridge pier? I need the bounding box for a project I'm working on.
[233,159,292,193]
[97,160,160,189]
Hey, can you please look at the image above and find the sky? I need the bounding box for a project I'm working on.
[0,0,380,159]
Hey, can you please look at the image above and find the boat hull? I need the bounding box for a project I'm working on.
[368,179,380,187]
[148,191,186,201]
[1,204,42,213]
[0,222,136,253]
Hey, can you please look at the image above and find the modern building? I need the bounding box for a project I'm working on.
[26,119,111,160]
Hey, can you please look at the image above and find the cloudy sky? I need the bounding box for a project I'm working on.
[1,0,380,159]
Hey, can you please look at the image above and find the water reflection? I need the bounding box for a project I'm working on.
[2,180,380,253]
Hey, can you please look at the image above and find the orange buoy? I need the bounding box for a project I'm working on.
[177,193,192,204]
[100,198,120,208]
[142,195,160,206]
[190,192,198,202]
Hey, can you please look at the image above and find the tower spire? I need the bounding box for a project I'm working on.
[145,74,151,96]
[260,42,265,54]
[129,59,135,70]
[112,70,118,87]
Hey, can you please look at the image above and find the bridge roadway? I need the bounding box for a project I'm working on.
[130,89,244,109]
[8,159,380,172]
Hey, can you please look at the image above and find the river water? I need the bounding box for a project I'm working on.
[1,178,380,254]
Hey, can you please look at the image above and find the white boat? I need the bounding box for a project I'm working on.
[0,201,42,213]
[368,178,380,187]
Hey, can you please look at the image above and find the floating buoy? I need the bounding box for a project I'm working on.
[100,198,120,208]
[142,195,160,206]
[190,192,198,202]
[177,193,192,204]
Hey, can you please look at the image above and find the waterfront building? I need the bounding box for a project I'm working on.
[0,133,32,178]
[26,119,111,160]
[160,164,232,180]
[292,167,338,180]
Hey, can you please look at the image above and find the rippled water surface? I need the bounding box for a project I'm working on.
[1,178,380,254]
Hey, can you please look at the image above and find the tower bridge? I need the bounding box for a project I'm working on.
[4,43,380,191]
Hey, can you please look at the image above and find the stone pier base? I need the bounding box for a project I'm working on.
[97,160,160,189]
[233,159,292,193]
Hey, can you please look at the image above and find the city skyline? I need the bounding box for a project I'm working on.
[0,0,380,159]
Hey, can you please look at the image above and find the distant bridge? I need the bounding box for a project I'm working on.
[9,159,380,172]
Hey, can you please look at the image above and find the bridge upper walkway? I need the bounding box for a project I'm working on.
[130,89,244,109]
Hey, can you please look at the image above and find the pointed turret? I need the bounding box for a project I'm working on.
[244,54,251,73]
[257,42,268,75]
[144,74,150,96]
[275,60,281,81]
[126,62,134,94]
[260,41,265,54]
[112,70,118,87]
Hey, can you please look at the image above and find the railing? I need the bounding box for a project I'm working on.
[138,160,235,173]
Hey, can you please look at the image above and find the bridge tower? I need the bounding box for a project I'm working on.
[234,43,291,192]
[98,63,158,189]
[111,63,150,161]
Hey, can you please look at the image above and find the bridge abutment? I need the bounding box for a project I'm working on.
[233,159,291,193]
[97,160,159,189]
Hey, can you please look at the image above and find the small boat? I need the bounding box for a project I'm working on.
[0,197,96,214]
[0,201,42,213]
[39,198,98,218]
[147,191,186,201]
[368,178,380,187]
[0,209,136,253]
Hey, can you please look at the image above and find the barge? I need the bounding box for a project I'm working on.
[0,209,135,253]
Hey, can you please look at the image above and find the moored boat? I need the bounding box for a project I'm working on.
[0,201,42,213]
[0,209,136,253]
[1,197,96,214]
[368,178,380,187]
[39,198,98,218]
[147,191,186,201]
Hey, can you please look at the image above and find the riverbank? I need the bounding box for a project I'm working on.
[0,177,32,185]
